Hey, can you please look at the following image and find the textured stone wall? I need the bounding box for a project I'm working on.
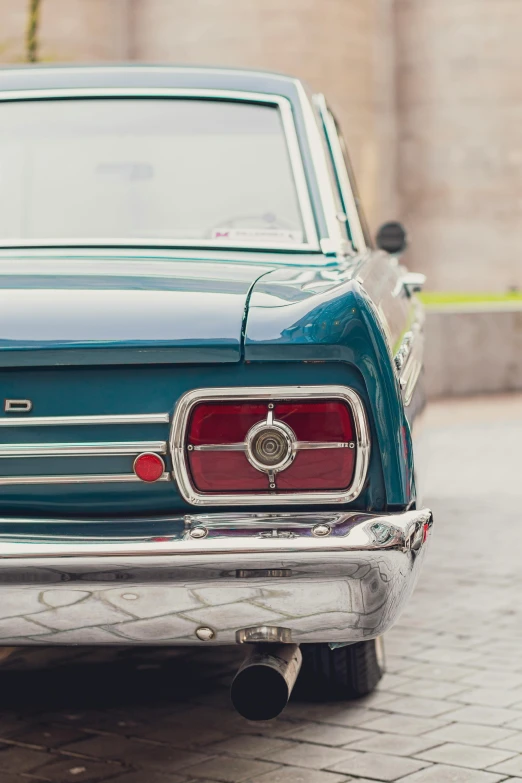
[0,0,27,61]
[396,0,522,292]
[38,0,131,61]
[0,0,131,62]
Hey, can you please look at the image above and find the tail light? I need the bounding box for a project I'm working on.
[171,388,370,504]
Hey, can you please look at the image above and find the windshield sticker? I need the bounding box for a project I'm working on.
[211,228,303,244]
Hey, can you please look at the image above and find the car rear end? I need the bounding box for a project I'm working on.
[0,64,432,715]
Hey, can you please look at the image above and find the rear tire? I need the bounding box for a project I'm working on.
[298,637,385,700]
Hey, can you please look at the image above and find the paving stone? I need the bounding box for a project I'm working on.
[414,742,516,769]
[248,768,348,783]
[443,706,522,726]
[282,702,386,727]
[205,735,295,759]
[395,765,506,782]
[285,722,372,746]
[31,756,122,782]
[345,732,440,757]
[381,655,415,675]
[454,687,522,707]
[488,754,522,776]
[503,715,522,731]
[410,648,483,666]
[359,714,449,736]
[61,734,212,773]
[422,723,517,747]
[379,676,414,694]
[178,755,279,781]
[460,670,522,689]
[0,746,58,773]
[404,664,474,683]
[327,750,428,780]
[107,769,185,783]
[8,724,87,750]
[355,690,399,709]
[491,732,522,752]
[137,720,231,748]
[109,773,186,783]
[269,742,356,770]
[379,696,461,718]
[389,679,467,700]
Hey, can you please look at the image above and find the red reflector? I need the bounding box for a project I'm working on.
[133,452,165,482]
[187,400,357,494]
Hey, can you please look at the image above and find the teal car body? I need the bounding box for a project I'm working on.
[0,65,430,650]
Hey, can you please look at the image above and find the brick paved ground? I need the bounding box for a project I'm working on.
[0,394,521,783]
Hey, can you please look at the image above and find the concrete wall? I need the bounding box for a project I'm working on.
[0,0,131,62]
[396,0,522,293]
[425,306,522,397]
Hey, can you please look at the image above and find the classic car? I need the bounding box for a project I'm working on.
[0,65,431,720]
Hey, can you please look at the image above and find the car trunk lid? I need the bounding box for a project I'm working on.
[0,253,276,365]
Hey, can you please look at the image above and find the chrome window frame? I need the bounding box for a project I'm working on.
[170,385,370,506]
[294,82,350,256]
[314,94,368,254]
[0,87,319,253]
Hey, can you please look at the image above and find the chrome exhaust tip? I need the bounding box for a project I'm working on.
[230,643,302,721]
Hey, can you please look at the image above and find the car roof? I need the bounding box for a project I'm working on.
[0,64,308,102]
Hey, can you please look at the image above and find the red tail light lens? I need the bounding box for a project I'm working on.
[186,400,357,493]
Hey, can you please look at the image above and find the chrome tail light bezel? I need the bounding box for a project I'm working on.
[170,386,371,506]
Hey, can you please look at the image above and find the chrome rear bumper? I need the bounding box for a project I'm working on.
[0,509,432,645]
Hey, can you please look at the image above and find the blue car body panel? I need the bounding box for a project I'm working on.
[0,65,423,526]
[0,254,276,363]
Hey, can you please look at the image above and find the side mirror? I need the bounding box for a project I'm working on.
[376,221,408,254]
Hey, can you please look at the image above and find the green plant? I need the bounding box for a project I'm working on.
[26,0,41,63]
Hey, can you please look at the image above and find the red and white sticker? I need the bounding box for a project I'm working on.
[211,228,303,243]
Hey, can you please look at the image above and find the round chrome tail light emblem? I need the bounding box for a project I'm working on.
[245,418,296,474]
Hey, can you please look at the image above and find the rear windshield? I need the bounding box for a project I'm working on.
[0,98,306,246]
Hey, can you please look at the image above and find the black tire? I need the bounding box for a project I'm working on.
[298,637,385,701]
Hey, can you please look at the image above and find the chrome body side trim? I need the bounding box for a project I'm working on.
[170,386,370,506]
[394,309,425,407]
[0,88,319,253]
[0,508,432,645]
[0,441,167,458]
[0,473,170,486]
[401,330,425,407]
[0,413,170,427]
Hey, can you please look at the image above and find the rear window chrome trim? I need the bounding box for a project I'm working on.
[170,385,370,506]
[0,87,319,253]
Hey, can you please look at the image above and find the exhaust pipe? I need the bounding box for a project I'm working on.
[231,643,302,721]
